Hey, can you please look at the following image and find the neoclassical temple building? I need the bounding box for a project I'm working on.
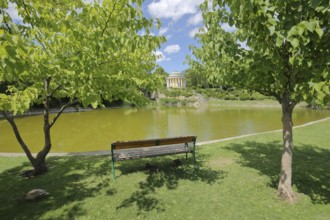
[166,72,186,89]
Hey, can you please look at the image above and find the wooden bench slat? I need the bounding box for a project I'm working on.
[112,136,196,150]
[113,144,193,161]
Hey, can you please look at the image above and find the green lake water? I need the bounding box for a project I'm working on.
[1,105,329,153]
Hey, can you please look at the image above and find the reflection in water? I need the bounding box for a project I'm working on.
[0,106,329,153]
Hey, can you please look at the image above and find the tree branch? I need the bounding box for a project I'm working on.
[21,0,34,28]
[49,84,64,97]
[1,8,13,34]
[1,111,35,163]
[49,99,79,128]
[98,60,113,66]
[100,2,117,38]
[256,88,281,102]
[21,0,54,55]
[35,34,50,53]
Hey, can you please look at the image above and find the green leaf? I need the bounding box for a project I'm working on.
[311,0,321,8]
[305,19,317,32]
[5,46,17,57]
[91,101,98,108]
[290,38,299,48]
[321,69,328,79]
[314,81,325,92]
[296,23,305,35]
[289,56,295,65]
[315,27,323,38]
[275,34,284,47]
[269,26,275,35]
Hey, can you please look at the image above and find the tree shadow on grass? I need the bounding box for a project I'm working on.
[0,155,116,220]
[227,141,330,204]
[116,154,226,215]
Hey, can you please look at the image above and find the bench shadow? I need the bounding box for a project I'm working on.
[116,154,226,215]
[226,141,330,204]
[0,155,115,220]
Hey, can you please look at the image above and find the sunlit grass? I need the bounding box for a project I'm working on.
[0,119,329,219]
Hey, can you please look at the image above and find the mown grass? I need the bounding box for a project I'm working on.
[0,119,329,219]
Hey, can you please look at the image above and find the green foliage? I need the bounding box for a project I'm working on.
[184,68,210,88]
[152,66,168,87]
[157,88,196,106]
[0,0,166,115]
[189,0,329,106]
[193,88,267,100]
[153,66,168,77]
[160,88,194,98]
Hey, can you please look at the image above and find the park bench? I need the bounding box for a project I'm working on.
[110,136,197,179]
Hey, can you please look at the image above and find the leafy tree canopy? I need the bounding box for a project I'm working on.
[152,66,168,87]
[153,66,168,76]
[189,0,329,106]
[184,68,216,88]
[0,0,165,115]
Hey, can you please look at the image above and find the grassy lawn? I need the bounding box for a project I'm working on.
[0,119,329,219]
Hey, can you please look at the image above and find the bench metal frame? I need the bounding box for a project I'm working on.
[111,136,197,179]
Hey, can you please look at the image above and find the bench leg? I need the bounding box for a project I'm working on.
[112,160,116,180]
[192,151,199,169]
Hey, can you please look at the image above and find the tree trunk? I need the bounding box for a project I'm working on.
[2,111,48,175]
[32,154,48,175]
[32,124,51,175]
[32,77,53,175]
[2,78,75,175]
[32,125,51,175]
[277,91,296,203]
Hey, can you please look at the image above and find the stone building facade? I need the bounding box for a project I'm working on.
[166,72,186,89]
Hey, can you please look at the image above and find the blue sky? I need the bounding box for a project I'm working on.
[142,0,205,74]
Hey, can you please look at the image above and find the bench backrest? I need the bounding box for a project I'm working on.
[111,136,196,150]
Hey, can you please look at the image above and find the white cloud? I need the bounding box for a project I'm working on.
[165,34,173,40]
[159,27,169,35]
[83,0,95,4]
[221,23,237,32]
[154,51,165,62]
[189,26,207,38]
[189,27,199,38]
[148,0,203,21]
[187,11,203,26]
[164,44,181,54]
